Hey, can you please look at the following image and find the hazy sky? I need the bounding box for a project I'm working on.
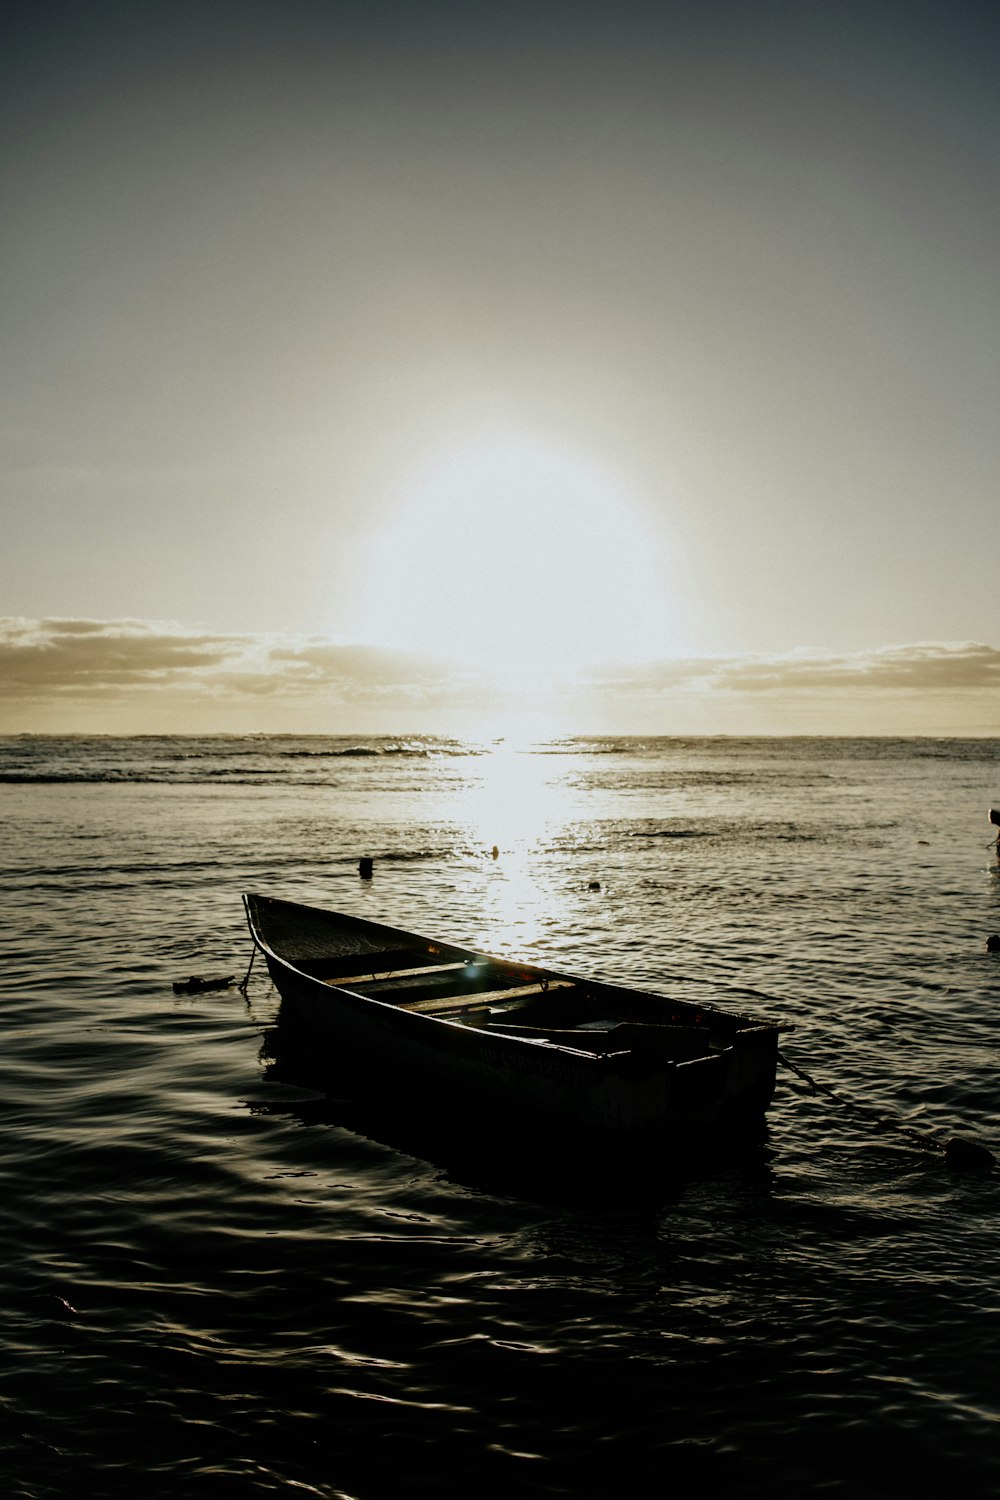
[3,0,999,734]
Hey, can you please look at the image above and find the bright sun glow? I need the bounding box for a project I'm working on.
[354,436,673,684]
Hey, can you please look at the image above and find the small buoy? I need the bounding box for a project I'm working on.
[986,934,1000,954]
[491,846,499,860]
[588,880,601,891]
[989,808,1000,827]
[944,1136,995,1172]
[358,857,373,880]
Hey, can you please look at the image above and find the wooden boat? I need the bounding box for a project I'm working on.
[243,893,788,1145]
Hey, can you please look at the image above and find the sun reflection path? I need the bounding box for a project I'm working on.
[457,738,590,955]
[461,739,573,847]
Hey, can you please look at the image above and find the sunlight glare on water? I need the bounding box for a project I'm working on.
[458,738,578,850]
[448,738,593,955]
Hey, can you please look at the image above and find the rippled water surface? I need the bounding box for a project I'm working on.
[2,736,1000,1497]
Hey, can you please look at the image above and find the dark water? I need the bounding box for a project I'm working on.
[2,735,999,1497]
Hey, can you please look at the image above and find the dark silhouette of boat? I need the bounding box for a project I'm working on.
[243,893,788,1146]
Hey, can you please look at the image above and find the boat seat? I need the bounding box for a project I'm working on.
[398,979,576,1015]
[327,960,472,988]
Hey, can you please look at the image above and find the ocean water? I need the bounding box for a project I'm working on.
[2,734,999,1498]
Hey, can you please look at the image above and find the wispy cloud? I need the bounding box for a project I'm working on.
[0,618,237,693]
[595,642,1000,696]
[0,617,480,711]
[1,619,998,735]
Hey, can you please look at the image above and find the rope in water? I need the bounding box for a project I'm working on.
[779,1049,941,1152]
[238,943,256,995]
[778,1050,994,1170]
[666,975,994,1171]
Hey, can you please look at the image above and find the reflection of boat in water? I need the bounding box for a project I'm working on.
[244,893,789,1149]
[257,1017,778,1207]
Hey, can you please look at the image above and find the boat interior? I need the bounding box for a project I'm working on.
[292,945,742,1059]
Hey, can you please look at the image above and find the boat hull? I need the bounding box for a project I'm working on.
[246,894,782,1146]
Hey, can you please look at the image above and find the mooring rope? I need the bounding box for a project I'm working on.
[778,1050,993,1170]
[238,943,257,995]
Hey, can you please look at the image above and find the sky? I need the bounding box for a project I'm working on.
[2,0,999,736]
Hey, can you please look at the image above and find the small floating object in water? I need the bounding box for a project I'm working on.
[358,857,374,879]
[491,845,499,859]
[588,880,601,891]
[172,974,235,995]
[989,808,1000,827]
[945,1136,995,1172]
[986,934,1000,953]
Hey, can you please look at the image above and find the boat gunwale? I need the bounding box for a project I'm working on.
[243,894,789,1139]
[242,893,787,1049]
